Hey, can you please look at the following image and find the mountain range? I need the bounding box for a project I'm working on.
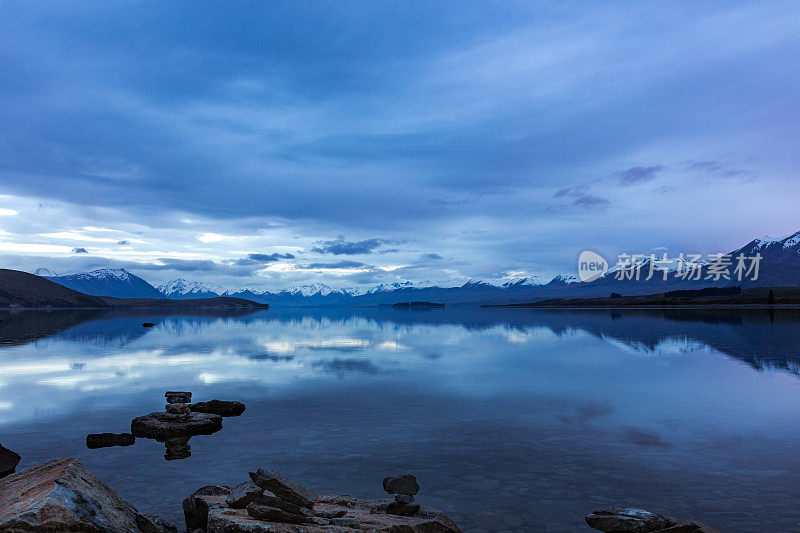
[30,229,800,306]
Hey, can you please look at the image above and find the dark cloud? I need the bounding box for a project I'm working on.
[421,253,443,261]
[117,240,130,246]
[618,165,663,186]
[554,186,610,210]
[72,247,88,254]
[299,260,367,270]
[312,236,385,255]
[247,252,295,262]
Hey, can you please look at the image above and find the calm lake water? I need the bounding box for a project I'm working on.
[2,307,800,532]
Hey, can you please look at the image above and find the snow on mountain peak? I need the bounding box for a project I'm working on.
[33,267,58,277]
[79,268,133,280]
[158,278,224,296]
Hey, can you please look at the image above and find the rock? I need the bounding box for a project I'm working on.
[183,485,231,531]
[586,508,675,532]
[316,508,347,519]
[136,513,178,533]
[382,474,420,496]
[189,399,246,417]
[0,443,21,478]
[131,411,222,439]
[142,322,156,327]
[249,468,317,509]
[164,436,192,460]
[255,493,315,517]
[652,520,721,533]
[226,481,265,509]
[165,391,191,404]
[246,502,311,524]
[387,500,421,516]
[0,457,174,532]
[187,488,461,533]
[330,517,361,528]
[395,494,414,504]
[86,432,136,449]
[165,403,191,415]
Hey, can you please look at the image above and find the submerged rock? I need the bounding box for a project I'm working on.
[86,432,136,449]
[189,399,246,417]
[131,411,222,440]
[585,508,675,532]
[249,468,317,509]
[0,444,21,478]
[142,322,156,327]
[0,457,175,532]
[652,520,721,533]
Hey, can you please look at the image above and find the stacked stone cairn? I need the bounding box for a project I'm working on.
[224,469,324,526]
[383,474,420,516]
[164,391,192,420]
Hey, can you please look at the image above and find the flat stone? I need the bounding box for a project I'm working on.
[0,443,21,478]
[382,474,420,496]
[249,468,317,508]
[585,508,674,532]
[189,399,246,417]
[330,517,361,528]
[165,391,192,403]
[131,411,222,440]
[255,493,315,517]
[0,457,174,532]
[316,509,347,519]
[86,432,135,449]
[652,520,721,533]
[387,500,421,516]
[246,502,310,524]
[226,481,265,509]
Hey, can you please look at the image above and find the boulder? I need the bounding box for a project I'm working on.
[86,432,136,449]
[0,457,174,532]
[382,474,420,496]
[249,469,317,509]
[189,399,246,417]
[586,508,675,532]
[0,444,20,478]
[131,411,222,439]
[183,485,231,531]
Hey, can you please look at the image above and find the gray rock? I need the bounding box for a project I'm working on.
[386,500,421,516]
[330,517,361,528]
[395,494,414,504]
[0,457,173,532]
[255,493,315,517]
[86,432,135,449]
[316,508,347,519]
[0,443,21,478]
[183,485,231,531]
[246,502,311,524]
[585,508,674,532]
[225,481,265,509]
[136,513,178,533]
[249,468,317,508]
[189,399,246,417]
[382,474,420,496]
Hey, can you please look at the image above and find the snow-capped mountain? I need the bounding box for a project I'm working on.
[158,278,225,299]
[41,268,163,298]
[734,230,800,264]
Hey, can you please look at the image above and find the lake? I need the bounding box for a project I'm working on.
[1,307,800,532]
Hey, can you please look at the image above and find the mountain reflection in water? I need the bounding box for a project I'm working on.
[1,307,800,531]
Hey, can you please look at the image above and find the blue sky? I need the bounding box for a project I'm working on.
[0,1,799,289]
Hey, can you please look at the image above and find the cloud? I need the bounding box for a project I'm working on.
[247,252,295,262]
[618,165,663,186]
[117,240,130,246]
[298,260,367,270]
[553,186,610,210]
[72,247,89,254]
[312,236,385,255]
[421,253,443,261]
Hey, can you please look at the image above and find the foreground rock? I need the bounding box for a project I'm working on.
[585,508,720,533]
[184,469,461,533]
[0,457,175,532]
[190,399,246,417]
[86,432,136,449]
[0,444,20,478]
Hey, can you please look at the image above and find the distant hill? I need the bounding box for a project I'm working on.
[0,269,268,309]
[44,268,163,298]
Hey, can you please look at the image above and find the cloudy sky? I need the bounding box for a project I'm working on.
[1,1,799,290]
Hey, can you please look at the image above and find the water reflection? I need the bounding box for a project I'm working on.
[2,307,800,530]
